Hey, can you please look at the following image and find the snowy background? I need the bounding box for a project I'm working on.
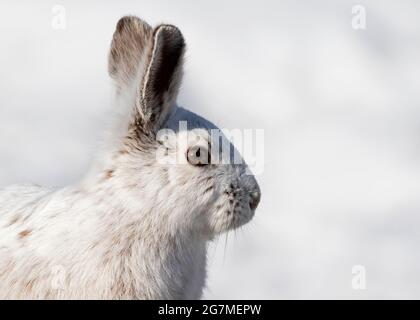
[1,0,420,299]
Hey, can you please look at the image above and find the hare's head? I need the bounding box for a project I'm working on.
[106,16,260,238]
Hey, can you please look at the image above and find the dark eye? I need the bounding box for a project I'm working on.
[186,145,210,166]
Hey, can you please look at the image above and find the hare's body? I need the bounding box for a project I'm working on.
[0,181,206,299]
[0,16,260,299]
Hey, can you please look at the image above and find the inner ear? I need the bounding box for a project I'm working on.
[139,24,185,133]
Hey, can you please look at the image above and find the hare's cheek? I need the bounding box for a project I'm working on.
[205,196,235,234]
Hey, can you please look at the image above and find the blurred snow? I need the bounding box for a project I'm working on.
[1,0,420,299]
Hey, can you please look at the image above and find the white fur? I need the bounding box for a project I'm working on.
[0,17,260,300]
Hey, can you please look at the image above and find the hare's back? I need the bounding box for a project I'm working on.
[0,184,52,222]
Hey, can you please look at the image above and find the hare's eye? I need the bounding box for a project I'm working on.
[186,145,210,166]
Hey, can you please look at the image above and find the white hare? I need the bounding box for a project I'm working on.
[0,16,260,299]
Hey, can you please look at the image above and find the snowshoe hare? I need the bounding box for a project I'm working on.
[0,16,260,299]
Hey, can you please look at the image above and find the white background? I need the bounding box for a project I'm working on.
[1,0,420,299]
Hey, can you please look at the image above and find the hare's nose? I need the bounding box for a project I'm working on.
[249,191,261,210]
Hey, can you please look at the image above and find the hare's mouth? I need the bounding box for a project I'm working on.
[224,186,256,230]
[208,180,260,235]
[210,196,255,235]
[228,203,255,231]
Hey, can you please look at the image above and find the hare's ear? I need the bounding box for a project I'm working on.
[108,16,153,91]
[137,24,185,134]
[109,18,185,140]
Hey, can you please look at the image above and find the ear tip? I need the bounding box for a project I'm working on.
[115,15,152,33]
[154,24,185,47]
[116,16,138,29]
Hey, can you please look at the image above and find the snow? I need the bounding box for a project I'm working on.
[1,0,420,299]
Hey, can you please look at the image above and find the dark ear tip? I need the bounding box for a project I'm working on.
[154,24,185,48]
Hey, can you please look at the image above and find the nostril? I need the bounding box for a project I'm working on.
[249,191,261,210]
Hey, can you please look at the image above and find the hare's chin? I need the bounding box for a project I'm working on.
[231,209,255,230]
[213,207,254,234]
